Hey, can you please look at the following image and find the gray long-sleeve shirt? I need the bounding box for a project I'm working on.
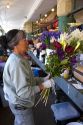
[3,53,43,108]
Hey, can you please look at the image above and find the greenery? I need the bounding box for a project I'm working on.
[46,54,69,77]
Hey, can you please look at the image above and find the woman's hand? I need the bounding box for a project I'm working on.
[38,84,45,91]
[42,79,55,88]
[43,73,51,81]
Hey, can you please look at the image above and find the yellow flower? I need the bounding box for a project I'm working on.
[60,33,67,50]
[74,41,80,51]
[61,40,67,50]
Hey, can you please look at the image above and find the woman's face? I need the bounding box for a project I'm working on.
[16,38,28,54]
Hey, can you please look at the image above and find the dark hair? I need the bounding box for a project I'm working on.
[6,29,26,50]
[0,29,26,50]
[0,35,7,50]
[6,29,19,43]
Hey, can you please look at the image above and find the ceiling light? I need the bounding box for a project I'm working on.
[36,20,38,24]
[6,3,10,9]
[45,14,47,17]
[51,8,55,12]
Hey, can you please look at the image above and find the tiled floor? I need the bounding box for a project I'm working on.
[0,93,56,125]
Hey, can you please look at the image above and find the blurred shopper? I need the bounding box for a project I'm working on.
[33,38,42,58]
[0,35,7,56]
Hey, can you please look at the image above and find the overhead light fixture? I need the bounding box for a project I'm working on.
[51,8,55,12]
[36,20,38,24]
[45,14,47,17]
[6,3,10,9]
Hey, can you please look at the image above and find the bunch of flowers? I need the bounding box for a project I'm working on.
[40,31,60,45]
[46,29,83,77]
[36,28,83,106]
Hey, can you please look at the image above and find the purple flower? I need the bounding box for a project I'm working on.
[70,56,77,65]
[57,48,65,60]
[49,31,61,39]
[49,51,56,55]
[40,31,61,44]
[40,43,46,50]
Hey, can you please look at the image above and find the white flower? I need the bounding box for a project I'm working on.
[70,29,83,41]
[58,32,68,42]
[50,36,56,43]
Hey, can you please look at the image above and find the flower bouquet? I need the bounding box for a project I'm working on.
[36,29,83,106]
[46,29,83,77]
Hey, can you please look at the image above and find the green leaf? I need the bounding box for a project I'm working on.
[60,59,69,65]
